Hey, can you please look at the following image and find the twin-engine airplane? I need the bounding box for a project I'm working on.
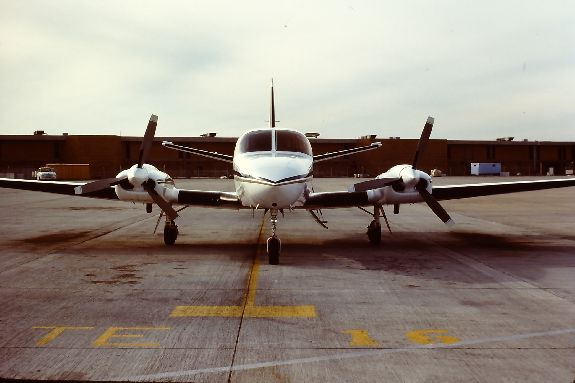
[1,84,575,264]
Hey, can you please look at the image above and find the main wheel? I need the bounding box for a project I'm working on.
[267,236,281,265]
[164,224,178,246]
[367,220,381,245]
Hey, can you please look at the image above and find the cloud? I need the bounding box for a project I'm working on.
[0,0,573,141]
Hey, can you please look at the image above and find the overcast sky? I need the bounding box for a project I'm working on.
[1,1,574,141]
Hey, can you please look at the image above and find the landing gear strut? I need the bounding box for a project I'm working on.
[164,220,178,246]
[267,209,281,265]
[367,204,382,245]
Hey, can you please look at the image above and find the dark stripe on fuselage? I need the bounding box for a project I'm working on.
[233,171,313,185]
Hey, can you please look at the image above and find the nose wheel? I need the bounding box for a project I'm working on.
[267,236,281,265]
[266,209,281,264]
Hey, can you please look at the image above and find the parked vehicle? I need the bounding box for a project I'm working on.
[36,167,57,181]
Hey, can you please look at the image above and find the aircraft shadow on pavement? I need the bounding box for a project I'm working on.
[277,231,575,284]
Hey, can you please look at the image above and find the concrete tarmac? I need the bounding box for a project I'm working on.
[0,177,574,382]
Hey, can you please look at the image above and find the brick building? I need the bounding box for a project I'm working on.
[1,134,573,179]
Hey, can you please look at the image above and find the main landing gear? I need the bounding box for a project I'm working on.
[164,220,178,246]
[367,204,382,245]
[266,208,281,265]
[361,204,391,245]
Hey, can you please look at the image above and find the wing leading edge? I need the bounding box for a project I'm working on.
[0,178,243,208]
[0,178,118,199]
[432,178,575,201]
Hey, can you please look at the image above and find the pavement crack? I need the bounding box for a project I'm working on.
[227,213,267,383]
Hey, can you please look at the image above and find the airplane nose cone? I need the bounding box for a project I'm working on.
[236,155,311,208]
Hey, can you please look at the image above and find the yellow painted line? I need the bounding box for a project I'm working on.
[405,329,460,345]
[171,306,244,317]
[342,329,379,347]
[92,326,171,348]
[170,214,317,318]
[244,305,316,318]
[33,326,95,346]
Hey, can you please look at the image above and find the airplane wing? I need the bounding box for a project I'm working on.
[0,178,243,208]
[313,142,381,162]
[176,189,242,208]
[303,178,575,209]
[162,141,233,163]
[304,190,369,209]
[0,178,118,199]
[431,178,575,200]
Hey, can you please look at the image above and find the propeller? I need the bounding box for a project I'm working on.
[349,176,400,192]
[74,114,179,222]
[408,116,454,226]
[143,179,179,221]
[350,117,435,193]
[75,115,158,195]
[74,176,127,195]
[416,179,454,226]
[138,115,158,168]
[412,116,433,169]
[350,116,454,226]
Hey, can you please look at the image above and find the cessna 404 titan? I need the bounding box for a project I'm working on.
[1,84,575,264]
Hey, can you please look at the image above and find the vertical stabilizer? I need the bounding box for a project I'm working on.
[270,79,276,128]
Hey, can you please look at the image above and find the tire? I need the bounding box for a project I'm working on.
[164,226,178,246]
[367,221,382,245]
[267,237,281,265]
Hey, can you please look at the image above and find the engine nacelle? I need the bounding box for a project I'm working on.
[367,164,433,204]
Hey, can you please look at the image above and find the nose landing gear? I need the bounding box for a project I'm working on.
[266,208,281,265]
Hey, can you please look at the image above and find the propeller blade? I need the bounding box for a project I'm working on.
[74,176,127,195]
[137,114,158,168]
[416,180,454,226]
[143,180,179,222]
[349,177,400,192]
[412,116,434,169]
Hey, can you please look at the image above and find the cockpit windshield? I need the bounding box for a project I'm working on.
[237,129,312,155]
[276,130,312,155]
[238,130,272,153]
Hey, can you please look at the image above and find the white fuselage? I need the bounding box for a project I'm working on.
[232,128,313,209]
[233,153,312,208]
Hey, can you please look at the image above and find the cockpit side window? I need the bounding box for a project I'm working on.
[238,130,272,153]
[276,130,312,155]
